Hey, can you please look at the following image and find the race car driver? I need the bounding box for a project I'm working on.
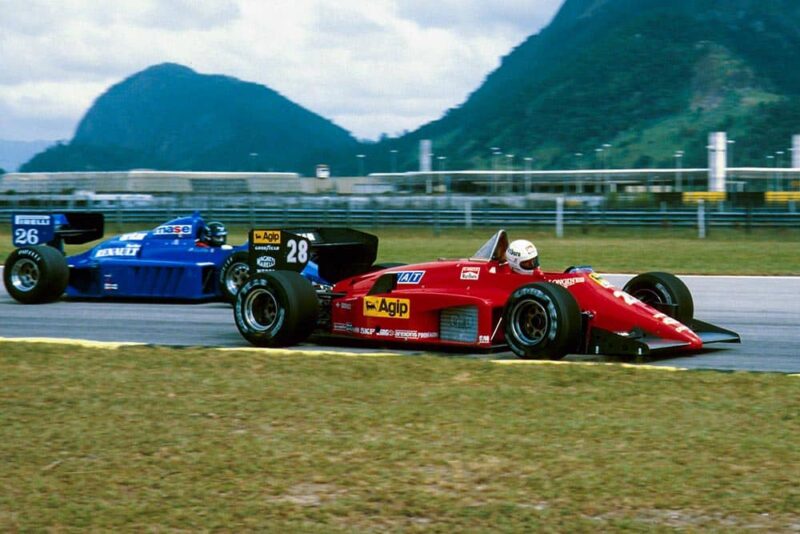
[197,221,228,248]
[506,239,541,275]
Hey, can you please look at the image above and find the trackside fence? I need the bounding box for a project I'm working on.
[1,203,798,236]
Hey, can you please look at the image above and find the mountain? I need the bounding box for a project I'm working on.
[21,1,800,174]
[22,63,358,175]
[376,0,800,170]
[0,139,54,172]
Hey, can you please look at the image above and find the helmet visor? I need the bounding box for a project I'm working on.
[519,256,539,271]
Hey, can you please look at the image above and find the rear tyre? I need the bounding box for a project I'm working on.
[234,271,319,347]
[503,282,581,360]
[623,272,693,323]
[3,246,69,304]
[219,251,250,303]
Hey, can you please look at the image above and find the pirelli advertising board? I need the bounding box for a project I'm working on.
[248,229,311,275]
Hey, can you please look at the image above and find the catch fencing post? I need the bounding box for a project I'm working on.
[464,200,472,229]
[556,196,565,238]
[697,199,706,239]
[433,198,441,236]
[115,201,123,233]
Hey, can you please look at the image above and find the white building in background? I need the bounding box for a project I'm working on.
[708,131,727,192]
[419,139,432,172]
[793,135,800,168]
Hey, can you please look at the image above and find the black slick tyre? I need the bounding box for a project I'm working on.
[219,251,250,303]
[503,282,581,360]
[623,272,693,324]
[234,271,319,347]
[3,245,69,304]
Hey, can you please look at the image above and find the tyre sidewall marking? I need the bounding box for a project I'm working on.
[16,248,43,263]
[508,286,559,349]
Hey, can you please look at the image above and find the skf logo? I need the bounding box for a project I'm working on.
[253,230,281,244]
[363,296,410,319]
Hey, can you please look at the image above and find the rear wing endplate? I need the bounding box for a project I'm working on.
[11,212,104,249]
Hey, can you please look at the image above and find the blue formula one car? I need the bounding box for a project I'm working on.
[3,211,251,303]
[3,212,368,305]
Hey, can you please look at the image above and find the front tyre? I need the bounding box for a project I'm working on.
[503,282,581,360]
[234,271,319,347]
[219,251,250,303]
[3,246,69,304]
[623,272,693,324]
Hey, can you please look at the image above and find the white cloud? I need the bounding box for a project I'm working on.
[0,0,562,141]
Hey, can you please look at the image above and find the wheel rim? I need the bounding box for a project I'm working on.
[630,287,664,306]
[509,299,549,345]
[10,259,40,293]
[225,262,249,295]
[243,287,279,332]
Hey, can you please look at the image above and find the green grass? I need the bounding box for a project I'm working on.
[1,343,799,531]
[2,225,799,275]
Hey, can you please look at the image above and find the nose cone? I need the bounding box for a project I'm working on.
[651,312,703,350]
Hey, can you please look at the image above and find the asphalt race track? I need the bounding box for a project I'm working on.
[1,270,798,373]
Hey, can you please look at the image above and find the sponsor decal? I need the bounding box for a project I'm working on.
[377,329,395,337]
[103,274,118,291]
[95,245,141,258]
[337,301,352,310]
[395,330,418,339]
[418,332,438,339]
[14,215,51,226]
[460,267,480,281]
[359,327,376,335]
[653,312,690,333]
[155,224,192,236]
[589,273,614,289]
[613,290,640,306]
[253,230,281,244]
[296,232,317,242]
[553,277,585,288]
[397,271,425,284]
[363,296,410,319]
[479,335,490,344]
[256,256,276,269]
[119,232,147,241]
[333,322,353,332]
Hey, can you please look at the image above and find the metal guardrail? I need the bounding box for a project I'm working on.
[0,205,797,230]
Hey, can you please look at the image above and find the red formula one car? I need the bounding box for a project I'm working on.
[233,229,740,359]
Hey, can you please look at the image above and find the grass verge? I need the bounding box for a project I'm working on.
[1,342,799,531]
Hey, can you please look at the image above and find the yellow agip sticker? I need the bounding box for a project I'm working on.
[253,230,281,244]
[363,296,411,319]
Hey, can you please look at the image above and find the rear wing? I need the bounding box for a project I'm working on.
[248,227,378,283]
[12,212,104,250]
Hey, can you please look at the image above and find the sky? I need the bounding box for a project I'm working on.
[0,0,563,142]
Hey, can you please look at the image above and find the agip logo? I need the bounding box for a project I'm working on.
[363,296,410,319]
[253,230,281,244]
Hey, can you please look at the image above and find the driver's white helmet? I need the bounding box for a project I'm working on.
[506,239,539,274]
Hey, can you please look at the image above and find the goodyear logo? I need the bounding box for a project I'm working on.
[363,296,410,319]
[253,230,281,244]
